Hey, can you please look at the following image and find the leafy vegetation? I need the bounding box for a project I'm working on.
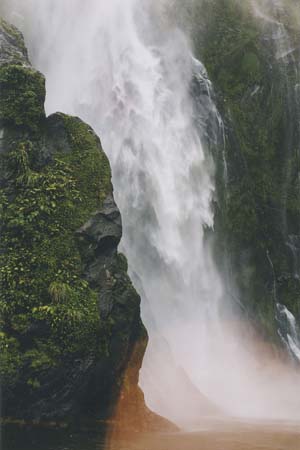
[0,116,111,395]
[0,64,45,131]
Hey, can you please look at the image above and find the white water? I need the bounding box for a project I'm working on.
[2,0,300,427]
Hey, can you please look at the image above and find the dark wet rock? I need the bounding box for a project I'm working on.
[191,0,300,349]
[0,18,166,431]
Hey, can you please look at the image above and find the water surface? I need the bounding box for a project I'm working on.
[2,420,300,450]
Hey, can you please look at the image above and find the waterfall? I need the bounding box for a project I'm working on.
[2,0,300,426]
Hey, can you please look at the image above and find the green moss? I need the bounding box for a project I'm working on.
[58,114,112,215]
[0,333,22,387]
[0,119,112,390]
[0,18,27,54]
[241,52,261,80]
[192,0,300,337]
[198,0,261,91]
[0,64,45,131]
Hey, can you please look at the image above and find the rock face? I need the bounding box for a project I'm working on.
[0,19,151,426]
[191,0,300,348]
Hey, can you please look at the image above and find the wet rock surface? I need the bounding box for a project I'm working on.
[0,18,165,430]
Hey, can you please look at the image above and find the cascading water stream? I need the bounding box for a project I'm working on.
[2,0,300,426]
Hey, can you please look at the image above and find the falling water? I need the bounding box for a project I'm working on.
[2,0,300,427]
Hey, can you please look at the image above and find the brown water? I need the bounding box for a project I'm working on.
[127,421,300,450]
[2,420,300,450]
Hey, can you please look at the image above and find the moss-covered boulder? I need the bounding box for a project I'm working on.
[0,19,150,426]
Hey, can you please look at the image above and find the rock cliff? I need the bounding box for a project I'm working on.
[191,0,300,351]
[0,19,160,429]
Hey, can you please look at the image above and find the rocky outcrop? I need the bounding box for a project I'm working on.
[191,0,300,350]
[0,19,157,428]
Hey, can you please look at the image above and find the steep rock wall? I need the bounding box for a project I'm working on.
[0,19,154,428]
[192,0,300,349]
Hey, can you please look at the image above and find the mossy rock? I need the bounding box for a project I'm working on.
[191,0,300,341]
[0,19,148,424]
[0,18,45,131]
[0,64,45,131]
[0,18,28,64]
[241,52,261,80]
